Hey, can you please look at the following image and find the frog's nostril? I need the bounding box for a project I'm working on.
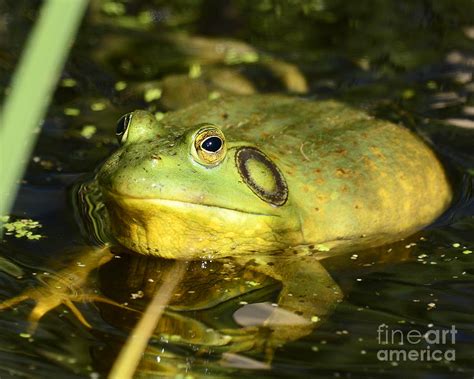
[151,153,162,161]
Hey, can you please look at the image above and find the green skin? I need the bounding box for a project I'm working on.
[0,94,452,353]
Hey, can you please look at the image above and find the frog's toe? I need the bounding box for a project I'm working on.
[0,288,89,333]
[0,294,30,310]
[0,288,136,333]
[28,293,136,332]
[75,293,137,312]
[27,295,75,333]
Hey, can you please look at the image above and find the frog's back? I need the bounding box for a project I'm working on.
[162,95,452,251]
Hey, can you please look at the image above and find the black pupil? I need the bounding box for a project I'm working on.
[201,136,222,153]
[116,114,131,137]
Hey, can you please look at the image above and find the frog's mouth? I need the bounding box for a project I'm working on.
[100,190,301,259]
[102,189,279,217]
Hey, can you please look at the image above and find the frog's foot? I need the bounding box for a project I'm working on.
[154,312,259,353]
[210,326,261,353]
[219,323,311,362]
[0,245,132,333]
[191,326,268,357]
[196,324,306,365]
[0,283,136,334]
[0,246,134,333]
[0,289,94,332]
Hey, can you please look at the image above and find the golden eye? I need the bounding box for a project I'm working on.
[192,126,227,166]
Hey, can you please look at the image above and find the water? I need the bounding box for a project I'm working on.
[1,1,473,378]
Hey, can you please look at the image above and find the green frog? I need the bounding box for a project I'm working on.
[0,94,452,356]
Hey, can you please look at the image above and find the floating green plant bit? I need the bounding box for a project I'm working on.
[115,81,127,91]
[144,88,162,102]
[137,10,153,25]
[60,78,77,87]
[402,88,415,100]
[102,1,126,16]
[188,63,202,79]
[463,250,473,255]
[64,107,80,116]
[426,80,438,89]
[80,125,97,139]
[90,101,107,111]
[1,216,43,240]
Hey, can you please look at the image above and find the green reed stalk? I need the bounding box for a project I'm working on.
[109,261,188,379]
[0,0,88,222]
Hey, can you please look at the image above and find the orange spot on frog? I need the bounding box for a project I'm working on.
[369,146,386,160]
[335,168,351,178]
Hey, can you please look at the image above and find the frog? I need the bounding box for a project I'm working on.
[0,94,452,359]
[98,94,451,256]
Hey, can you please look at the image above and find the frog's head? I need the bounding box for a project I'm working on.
[97,110,301,259]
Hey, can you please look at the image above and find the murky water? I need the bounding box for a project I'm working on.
[1,1,473,378]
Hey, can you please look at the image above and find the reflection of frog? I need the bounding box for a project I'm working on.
[0,95,452,359]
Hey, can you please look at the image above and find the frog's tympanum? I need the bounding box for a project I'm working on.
[0,95,452,362]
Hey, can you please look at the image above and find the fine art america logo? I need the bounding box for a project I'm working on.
[377,324,457,362]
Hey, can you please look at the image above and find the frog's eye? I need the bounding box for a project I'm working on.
[116,113,132,144]
[201,136,223,153]
[192,126,227,166]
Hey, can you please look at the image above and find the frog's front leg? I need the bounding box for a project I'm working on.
[0,245,124,333]
[237,250,342,354]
